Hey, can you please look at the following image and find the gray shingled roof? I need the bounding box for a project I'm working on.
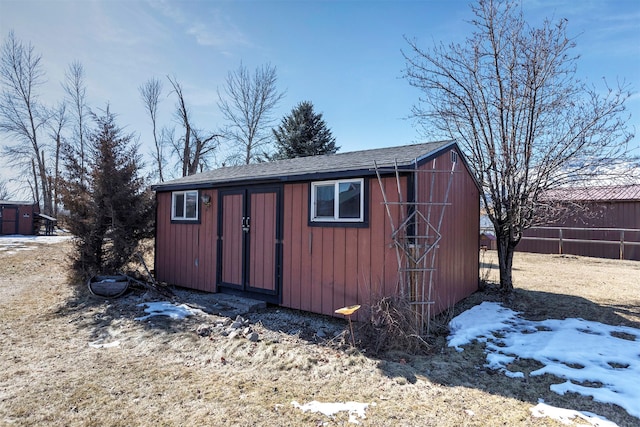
[154,140,455,190]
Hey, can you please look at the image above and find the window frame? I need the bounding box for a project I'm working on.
[171,190,200,222]
[309,178,367,226]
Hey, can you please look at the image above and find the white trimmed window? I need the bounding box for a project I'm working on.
[171,190,199,220]
[311,179,364,222]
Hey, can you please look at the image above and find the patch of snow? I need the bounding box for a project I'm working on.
[135,301,205,321]
[0,234,71,245]
[531,401,618,426]
[0,235,72,252]
[291,400,375,424]
[448,301,640,420]
[447,301,517,350]
[89,340,120,349]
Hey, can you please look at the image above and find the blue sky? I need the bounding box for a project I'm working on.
[1,0,639,188]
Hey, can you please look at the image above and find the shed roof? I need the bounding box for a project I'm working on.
[0,200,36,206]
[154,140,456,191]
[543,184,640,202]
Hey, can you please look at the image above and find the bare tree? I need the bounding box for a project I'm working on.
[218,62,285,164]
[139,77,166,181]
[167,75,219,176]
[167,75,191,176]
[403,0,633,292]
[0,31,53,213]
[62,60,89,186]
[46,101,67,216]
[0,179,12,200]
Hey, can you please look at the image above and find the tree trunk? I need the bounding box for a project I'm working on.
[54,134,61,217]
[31,158,40,208]
[39,150,52,215]
[496,231,515,293]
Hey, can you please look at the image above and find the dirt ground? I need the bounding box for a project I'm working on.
[0,237,638,426]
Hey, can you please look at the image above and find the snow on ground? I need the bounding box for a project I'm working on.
[134,301,205,321]
[531,401,619,427]
[88,340,121,349]
[291,400,375,424]
[0,234,72,253]
[449,301,640,422]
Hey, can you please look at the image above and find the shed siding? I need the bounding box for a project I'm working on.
[416,149,480,315]
[0,203,39,235]
[155,190,218,291]
[221,193,243,285]
[1,207,18,235]
[248,191,277,290]
[154,147,480,319]
[281,177,401,319]
[518,200,640,260]
[17,205,36,235]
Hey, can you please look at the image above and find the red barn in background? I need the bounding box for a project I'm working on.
[518,185,640,261]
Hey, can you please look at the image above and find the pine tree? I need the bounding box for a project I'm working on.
[60,107,154,274]
[271,101,338,160]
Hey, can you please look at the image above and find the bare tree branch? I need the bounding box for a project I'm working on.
[46,101,67,216]
[166,75,220,176]
[62,60,89,187]
[0,31,53,213]
[0,179,12,200]
[218,62,285,164]
[139,77,165,181]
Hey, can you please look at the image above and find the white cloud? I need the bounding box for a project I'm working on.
[148,0,250,49]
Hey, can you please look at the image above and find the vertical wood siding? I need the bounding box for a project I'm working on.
[221,193,243,285]
[155,190,218,291]
[18,205,37,235]
[1,207,18,235]
[248,192,277,291]
[282,176,405,320]
[0,204,38,235]
[416,149,480,315]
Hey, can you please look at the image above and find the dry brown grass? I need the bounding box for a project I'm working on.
[0,239,638,426]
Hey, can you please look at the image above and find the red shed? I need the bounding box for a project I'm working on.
[0,200,40,235]
[153,141,480,321]
[518,185,640,260]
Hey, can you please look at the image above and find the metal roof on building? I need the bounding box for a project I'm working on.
[153,140,456,191]
[543,184,640,202]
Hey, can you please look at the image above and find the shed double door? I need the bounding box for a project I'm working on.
[217,187,282,303]
[0,206,18,235]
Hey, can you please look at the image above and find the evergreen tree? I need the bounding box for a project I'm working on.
[61,107,154,274]
[271,101,338,160]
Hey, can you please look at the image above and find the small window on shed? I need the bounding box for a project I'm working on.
[171,190,199,221]
[311,179,364,223]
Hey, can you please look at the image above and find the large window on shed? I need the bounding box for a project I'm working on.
[311,179,364,223]
[171,190,199,221]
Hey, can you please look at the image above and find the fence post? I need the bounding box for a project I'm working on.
[558,228,563,254]
[620,230,624,260]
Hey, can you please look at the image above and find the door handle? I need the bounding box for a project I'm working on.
[242,216,250,232]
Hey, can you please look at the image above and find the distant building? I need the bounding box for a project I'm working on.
[479,213,496,250]
[0,200,40,235]
[518,185,640,261]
